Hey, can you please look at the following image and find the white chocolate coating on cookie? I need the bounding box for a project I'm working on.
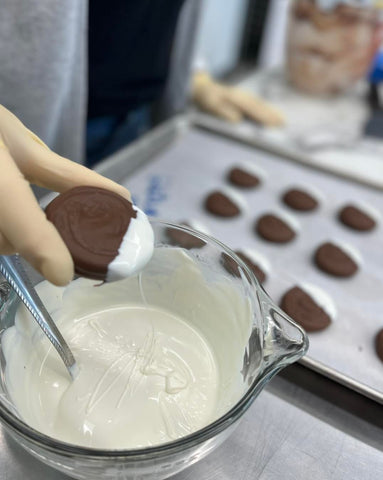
[299,282,337,320]
[330,239,363,266]
[107,207,154,282]
[229,162,267,182]
[219,186,248,213]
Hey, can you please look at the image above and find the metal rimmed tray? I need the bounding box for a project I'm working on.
[96,115,383,405]
[193,68,383,191]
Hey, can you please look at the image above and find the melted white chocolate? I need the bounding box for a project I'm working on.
[2,249,253,449]
[107,206,154,282]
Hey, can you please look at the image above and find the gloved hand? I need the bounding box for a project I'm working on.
[192,72,285,126]
[0,105,131,286]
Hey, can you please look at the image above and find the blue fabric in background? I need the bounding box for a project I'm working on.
[369,50,383,84]
[87,0,185,119]
[86,105,150,167]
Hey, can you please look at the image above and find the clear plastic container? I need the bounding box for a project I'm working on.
[0,222,308,480]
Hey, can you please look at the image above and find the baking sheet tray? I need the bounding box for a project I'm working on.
[103,121,383,403]
[193,68,383,190]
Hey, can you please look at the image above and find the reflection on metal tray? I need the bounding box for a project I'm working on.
[193,68,383,190]
[193,110,383,192]
[96,115,383,405]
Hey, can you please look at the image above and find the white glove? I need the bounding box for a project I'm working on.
[192,72,285,126]
[0,105,131,286]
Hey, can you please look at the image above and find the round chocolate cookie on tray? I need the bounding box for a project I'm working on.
[227,163,263,189]
[314,241,360,278]
[255,212,298,244]
[280,284,336,332]
[45,186,153,281]
[282,187,319,212]
[338,203,378,232]
[205,188,245,218]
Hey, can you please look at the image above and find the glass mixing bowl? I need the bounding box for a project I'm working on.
[0,221,308,480]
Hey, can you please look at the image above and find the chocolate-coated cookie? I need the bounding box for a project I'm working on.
[280,286,332,332]
[375,328,383,362]
[338,204,376,232]
[221,251,266,284]
[282,188,318,211]
[46,186,138,280]
[256,214,296,243]
[314,242,358,277]
[205,191,241,217]
[227,167,261,189]
[166,222,206,249]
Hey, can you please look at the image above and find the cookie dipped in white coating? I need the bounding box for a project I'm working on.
[107,206,154,282]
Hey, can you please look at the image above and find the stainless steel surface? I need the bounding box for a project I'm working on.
[300,355,383,404]
[0,376,381,480]
[192,111,383,192]
[0,255,77,378]
[95,116,189,182]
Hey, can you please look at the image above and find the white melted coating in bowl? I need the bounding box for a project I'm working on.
[2,250,252,449]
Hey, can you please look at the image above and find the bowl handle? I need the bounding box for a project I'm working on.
[257,288,309,382]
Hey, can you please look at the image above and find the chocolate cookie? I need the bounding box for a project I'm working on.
[280,286,332,332]
[256,214,296,243]
[227,167,261,189]
[375,328,383,362]
[45,186,151,281]
[282,188,318,211]
[338,204,377,232]
[205,191,242,217]
[221,250,267,284]
[166,222,206,249]
[314,242,358,277]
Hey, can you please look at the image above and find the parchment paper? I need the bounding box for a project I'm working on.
[195,68,383,189]
[123,129,383,396]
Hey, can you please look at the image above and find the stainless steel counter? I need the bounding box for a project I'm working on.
[1,373,382,480]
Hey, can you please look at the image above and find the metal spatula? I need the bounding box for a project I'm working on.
[0,255,77,379]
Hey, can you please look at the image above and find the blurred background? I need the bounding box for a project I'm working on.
[192,0,383,187]
[196,0,286,77]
